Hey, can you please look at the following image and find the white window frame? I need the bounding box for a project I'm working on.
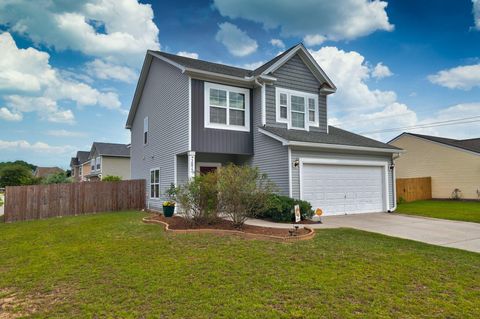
[143,116,148,145]
[91,158,95,171]
[275,87,319,130]
[150,168,160,199]
[96,156,101,171]
[204,82,250,132]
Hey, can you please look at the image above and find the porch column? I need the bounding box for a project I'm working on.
[187,151,196,180]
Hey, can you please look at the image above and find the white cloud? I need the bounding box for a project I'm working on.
[213,0,394,42]
[303,34,327,46]
[215,22,258,57]
[371,62,393,79]
[86,59,137,83]
[0,32,122,123]
[270,39,285,48]
[0,140,75,154]
[473,0,480,29]
[242,61,265,70]
[0,0,160,67]
[308,46,417,140]
[177,51,199,59]
[428,64,480,90]
[46,130,88,137]
[0,107,22,121]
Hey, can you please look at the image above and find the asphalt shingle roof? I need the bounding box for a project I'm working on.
[152,51,252,78]
[406,133,480,153]
[92,142,130,157]
[262,126,401,151]
[152,44,301,78]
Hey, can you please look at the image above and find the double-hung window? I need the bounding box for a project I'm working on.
[91,158,95,171]
[204,82,250,132]
[276,88,318,130]
[96,157,101,170]
[150,168,160,199]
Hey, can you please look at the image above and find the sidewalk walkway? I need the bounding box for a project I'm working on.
[245,213,480,253]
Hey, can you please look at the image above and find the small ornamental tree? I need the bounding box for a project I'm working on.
[217,164,274,228]
[176,172,219,224]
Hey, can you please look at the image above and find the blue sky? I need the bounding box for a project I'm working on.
[0,0,479,168]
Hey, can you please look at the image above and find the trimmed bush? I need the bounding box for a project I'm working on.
[102,175,122,182]
[255,194,313,222]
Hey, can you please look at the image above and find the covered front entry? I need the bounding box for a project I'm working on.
[300,159,389,216]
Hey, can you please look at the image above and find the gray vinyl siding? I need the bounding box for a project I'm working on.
[290,148,395,210]
[176,154,188,186]
[191,79,253,155]
[265,54,328,133]
[250,87,289,195]
[130,58,189,210]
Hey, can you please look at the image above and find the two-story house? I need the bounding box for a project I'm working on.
[70,151,90,182]
[126,44,403,216]
[84,142,131,181]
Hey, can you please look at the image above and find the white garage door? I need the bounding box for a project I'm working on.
[302,164,385,216]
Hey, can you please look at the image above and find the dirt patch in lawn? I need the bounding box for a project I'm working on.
[0,287,70,319]
[143,214,314,242]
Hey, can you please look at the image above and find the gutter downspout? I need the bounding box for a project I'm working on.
[388,153,401,213]
[254,77,266,126]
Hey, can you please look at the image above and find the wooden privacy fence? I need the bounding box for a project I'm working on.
[4,179,145,222]
[396,177,432,202]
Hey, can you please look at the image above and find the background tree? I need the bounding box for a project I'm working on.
[42,172,71,184]
[0,165,37,187]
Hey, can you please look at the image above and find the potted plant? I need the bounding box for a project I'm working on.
[163,183,177,217]
[162,201,175,217]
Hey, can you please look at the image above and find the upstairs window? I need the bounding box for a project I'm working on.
[276,88,318,130]
[91,158,95,171]
[143,117,148,145]
[291,95,305,129]
[308,98,317,123]
[279,93,287,119]
[150,168,160,199]
[96,157,101,170]
[204,82,250,132]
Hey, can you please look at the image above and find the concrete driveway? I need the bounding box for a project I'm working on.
[246,213,480,253]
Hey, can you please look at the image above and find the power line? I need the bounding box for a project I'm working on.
[357,116,480,134]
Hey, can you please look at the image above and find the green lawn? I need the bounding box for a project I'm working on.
[397,200,480,223]
[0,212,479,318]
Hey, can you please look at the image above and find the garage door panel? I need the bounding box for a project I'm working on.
[302,163,385,216]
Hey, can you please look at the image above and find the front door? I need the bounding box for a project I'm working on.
[199,166,218,175]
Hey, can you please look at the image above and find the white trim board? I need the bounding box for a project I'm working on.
[298,158,390,213]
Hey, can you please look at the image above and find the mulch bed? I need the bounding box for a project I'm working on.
[148,214,311,238]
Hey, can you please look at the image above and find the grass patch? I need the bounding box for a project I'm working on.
[397,200,480,223]
[0,212,479,318]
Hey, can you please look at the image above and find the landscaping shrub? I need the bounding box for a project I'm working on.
[217,164,275,227]
[176,172,219,224]
[102,175,122,182]
[255,194,314,222]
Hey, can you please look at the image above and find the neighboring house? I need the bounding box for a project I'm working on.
[389,132,480,199]
[34,167,64,179]
[126,44,402,215]
[84,142,131,181]
[70,151,90,182]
